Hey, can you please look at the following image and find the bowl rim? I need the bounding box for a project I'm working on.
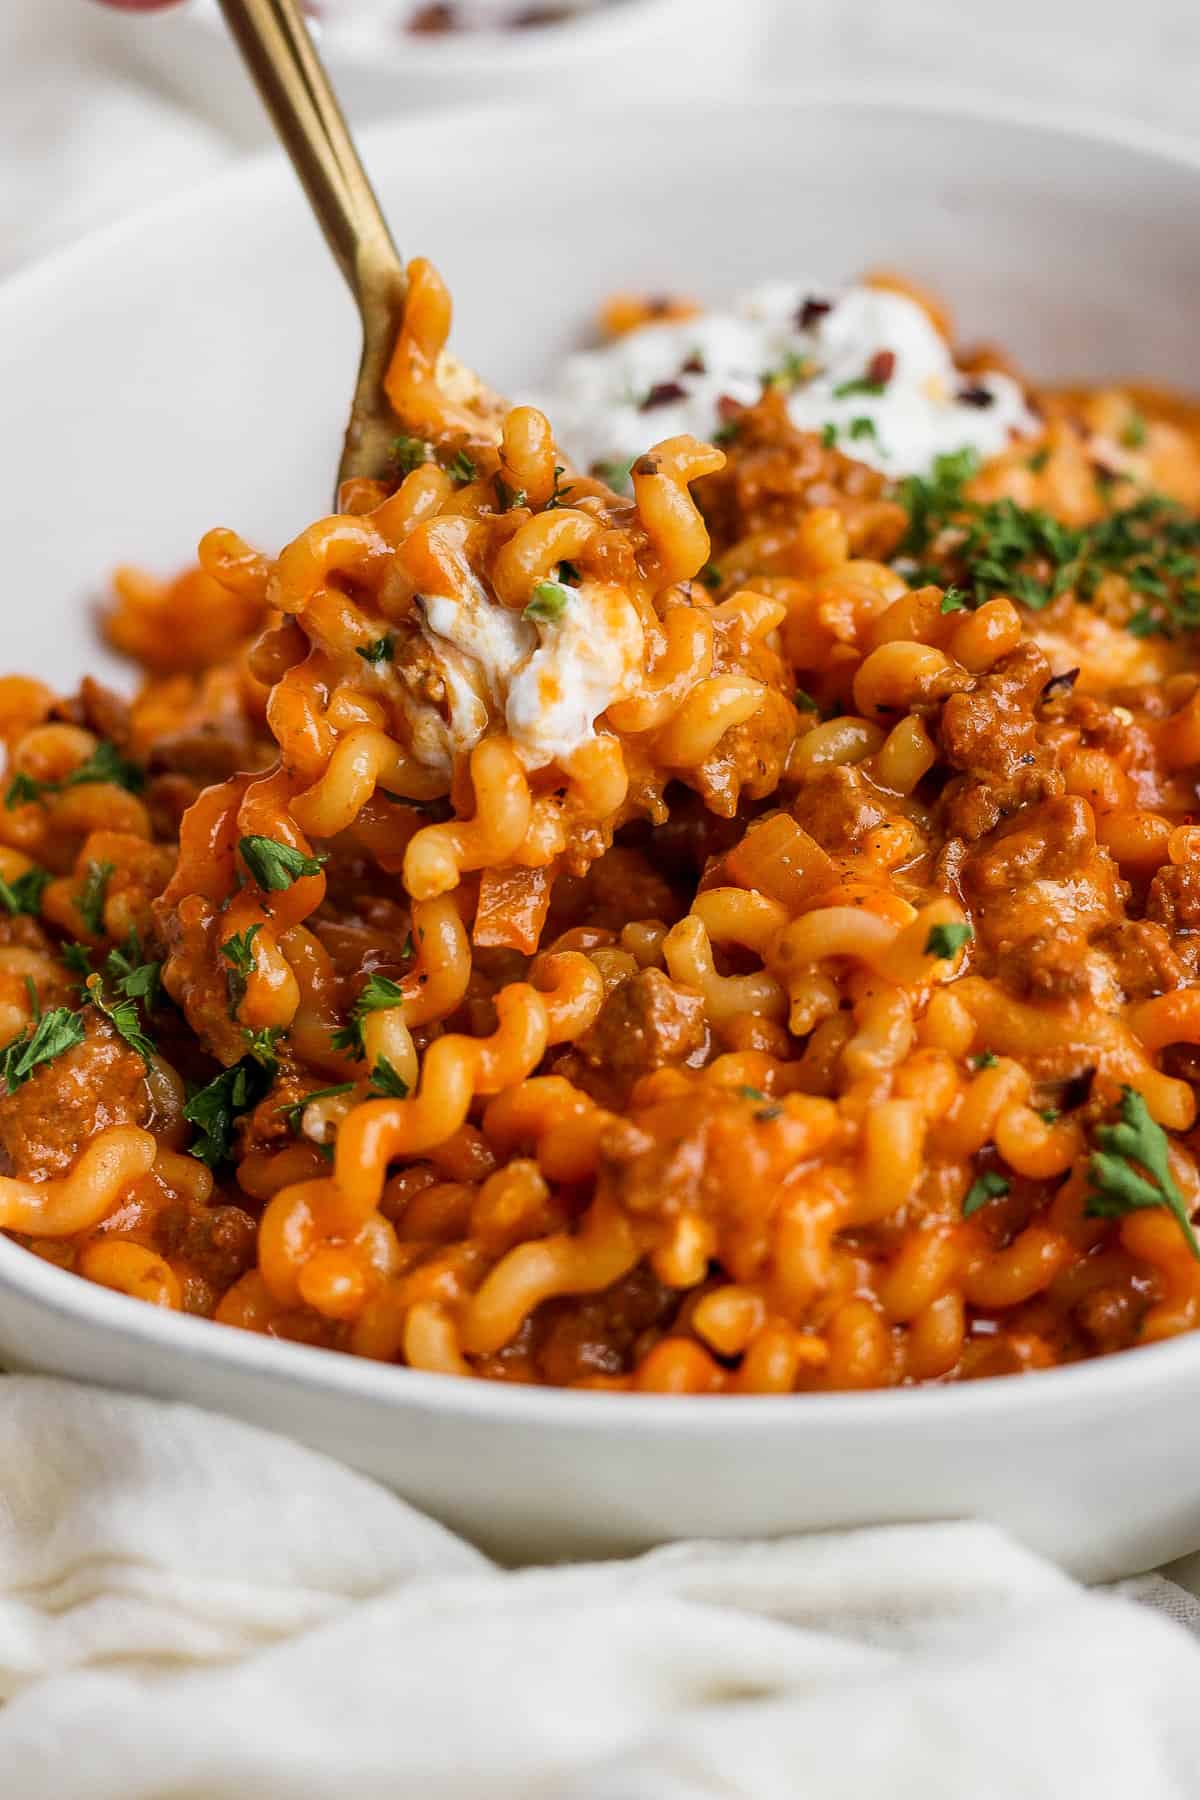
[6,86,1200,1431]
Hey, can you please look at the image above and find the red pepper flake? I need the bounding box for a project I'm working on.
[866,349,896,386]
[796,297,833,331]
[680,352,707,375]
[957,383,995,409]
[639,380,688,412]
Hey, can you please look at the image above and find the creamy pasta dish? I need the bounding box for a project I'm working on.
[3,259,1200,1392]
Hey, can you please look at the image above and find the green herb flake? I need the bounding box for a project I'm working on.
[713,421,741,447]
[330,972,406,1059]
[1026,447,1051,473]
[762,350,815,391]
[238,835,327,893]
[0,865,50,918]
[355,636,394,666]
[1085,1085,1200,1259]
[1121,414,1147,450]
[545,464,574,509]
[963,1170,1011,1217]
[940,587,969,614]
[832,376,886,401]
[103,932,162,1013]
[820,422,838,448]
[368,1056,410,1099]
[494,474,527,513]
[1039,1108,1060,1125]
[699,562,722,591]
[925,922,973,960]
[84,972,156,1067]
[793,689,821,713]
[392,434,432,475]
[242,1025,283,1070]
[183,1058,273,1168]
[972,1051,998,1070]
[524,580,571,625]
[280,1081,356,1135]
[6,740,144,811]
[0,1007,86,1093]
[445,449,477,485]
[78,860,114,936]
[848,415,878,442]
[736,1084,767,1102]
[221,925,261,1015]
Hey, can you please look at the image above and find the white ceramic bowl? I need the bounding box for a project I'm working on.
[5,94,1200,1579]
[100,0,765,141]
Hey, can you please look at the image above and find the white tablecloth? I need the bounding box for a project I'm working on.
[2,1376,1199,1798]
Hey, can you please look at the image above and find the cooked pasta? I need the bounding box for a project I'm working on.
[7,258,1200,1392]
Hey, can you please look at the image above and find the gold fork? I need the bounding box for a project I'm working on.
[215,0,497,498]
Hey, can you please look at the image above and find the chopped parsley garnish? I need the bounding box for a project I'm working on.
[736,1085,767,1102]
[592,457,635,496]
[355,636,394,666]
[963,1170,1010,1217]
[330,972,406,1059]
[243,1025,283,1069]
[78,860,113,936]
[494,474,527,512]
[1085,1086,1200,1259]
[898,463,1200,633]
[761,350,815,391]
[848,415,878,442]
[368,1056,410,1099]
[793,689,821,713]
[183,1057,273,1168]
[84,972,155,1066]
[238,835,327,892]
[444,448,477,485]
[1026,446,1051,473]
[699,562,722,591]
[1039,1108,1060,1125]
[939,587,969,614]
[755,1103,783,1122]
[971,1051,998,1070]
[1121,414,1147,450]
[392,434,431,475]
[925,922,973,960]
[713,420,741,446]
[545,464,574,509]
[280,1081,356,1135]
[0,865,50,917]
[524,580,571,624]
[221,925,261,1015]
[5,740,144,810]
[0,1007,85,1093]
[832,375,885,400]
[103,932,162,1012]
[820,422,838,448]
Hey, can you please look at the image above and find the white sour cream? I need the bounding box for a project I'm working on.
[539,280,1038,478]
[397,577,642,775]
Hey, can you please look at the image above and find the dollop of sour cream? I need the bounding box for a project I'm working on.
[398,577,643,776]
[539,280,1038,479]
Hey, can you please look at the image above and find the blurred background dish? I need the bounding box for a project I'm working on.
[92,0,765,140]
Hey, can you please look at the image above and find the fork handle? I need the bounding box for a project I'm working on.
[215,0,406,318]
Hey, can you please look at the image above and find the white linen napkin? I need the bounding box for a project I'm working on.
[1,1374,1199,1799]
